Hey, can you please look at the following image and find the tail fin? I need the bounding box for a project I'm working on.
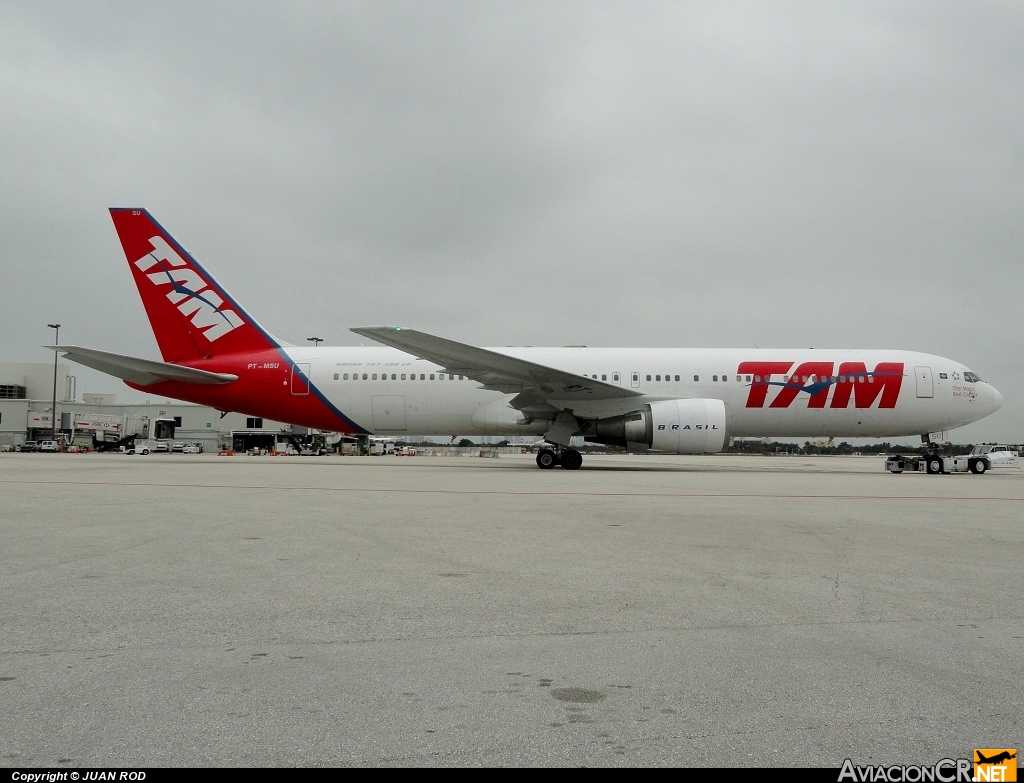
[109,208,281,363]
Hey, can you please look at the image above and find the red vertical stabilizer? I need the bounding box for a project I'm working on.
[109,208,280,363]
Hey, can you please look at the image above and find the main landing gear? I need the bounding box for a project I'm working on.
[536,447,583,470]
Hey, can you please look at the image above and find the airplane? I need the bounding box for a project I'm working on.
[51,208,1005,471]
[976,751,1016,765]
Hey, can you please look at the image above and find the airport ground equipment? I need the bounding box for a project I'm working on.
[885,444,1020,475]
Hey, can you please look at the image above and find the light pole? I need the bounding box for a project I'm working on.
[307,337,323,348]
[48,323,60,441]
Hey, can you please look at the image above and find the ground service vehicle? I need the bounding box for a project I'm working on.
[885,444,1020,475]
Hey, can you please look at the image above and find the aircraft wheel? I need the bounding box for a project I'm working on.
[970,459,987,474]
[561,448,583,471]
[925,456,942,475]
[536,449,558,469]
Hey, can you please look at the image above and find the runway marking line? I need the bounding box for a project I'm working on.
[1,479,1021,502]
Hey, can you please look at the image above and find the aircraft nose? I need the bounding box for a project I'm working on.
[990,384,1004,413]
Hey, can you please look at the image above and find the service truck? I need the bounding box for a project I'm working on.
[886,444,1020,475]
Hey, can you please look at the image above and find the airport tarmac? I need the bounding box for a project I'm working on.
[1,451,1020,768]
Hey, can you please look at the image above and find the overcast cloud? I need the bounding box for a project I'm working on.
[1,1,1020,443]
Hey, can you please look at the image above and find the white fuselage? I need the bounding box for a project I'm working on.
[279,345,1001,440]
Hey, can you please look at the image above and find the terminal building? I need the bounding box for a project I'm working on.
[0,360,311,453]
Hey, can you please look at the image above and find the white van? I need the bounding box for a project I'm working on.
[38,440,59,453]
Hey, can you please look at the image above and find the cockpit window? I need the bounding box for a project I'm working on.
[963,371,982,383]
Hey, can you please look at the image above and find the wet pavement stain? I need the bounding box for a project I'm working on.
[565,707,594,724]
[551,687,605,704]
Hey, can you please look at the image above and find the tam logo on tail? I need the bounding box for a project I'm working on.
[133,235,244,343]
[110,208,281,363]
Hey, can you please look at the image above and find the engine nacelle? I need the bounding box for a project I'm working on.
[582,398,729,454]
[649,398,728,453]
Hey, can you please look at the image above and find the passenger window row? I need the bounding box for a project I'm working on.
[329,371,878,384]
[332,372,466,381]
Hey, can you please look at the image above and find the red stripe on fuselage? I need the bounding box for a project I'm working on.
[124,352,365,434]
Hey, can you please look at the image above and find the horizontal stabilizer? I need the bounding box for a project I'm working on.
[50,345,238,387]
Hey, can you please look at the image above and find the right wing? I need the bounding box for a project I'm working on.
[50,346,238,386]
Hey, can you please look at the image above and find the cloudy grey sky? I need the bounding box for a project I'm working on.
[2,1,1021,443]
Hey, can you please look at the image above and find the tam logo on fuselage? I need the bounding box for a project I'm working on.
[737,361,904,409]
[133,235,244,342]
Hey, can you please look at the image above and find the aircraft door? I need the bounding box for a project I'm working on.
[291,363,311,395]
[915,366,934,398]
[631,372,640,389]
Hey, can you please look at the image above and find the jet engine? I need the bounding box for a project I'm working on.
[581,398,728,454]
